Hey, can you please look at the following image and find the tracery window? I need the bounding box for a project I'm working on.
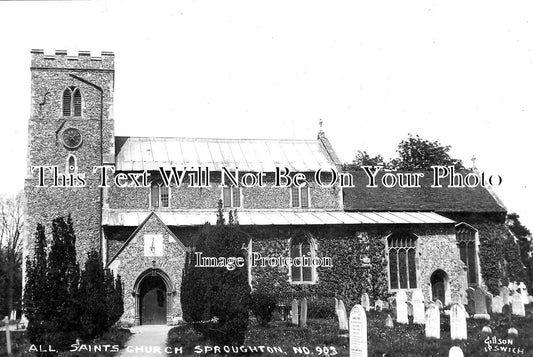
[62,86,82,117]
[456,223,478,285]
[388,233,417,289]
[150,182,170,208]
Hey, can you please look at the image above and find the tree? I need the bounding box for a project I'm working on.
[343,150,386,170]
[0,193,24,319]
[506,213,532,289]
[389,134,464,170]
[181,204,251,345]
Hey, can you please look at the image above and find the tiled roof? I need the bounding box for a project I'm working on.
[342,171,506,213]
[114,133,342,172]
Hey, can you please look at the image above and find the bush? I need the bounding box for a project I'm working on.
[307,298,336,319]
[181,204,251,345]
[250,290,277,326]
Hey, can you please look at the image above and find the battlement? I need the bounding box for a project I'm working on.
[31,49,114,70]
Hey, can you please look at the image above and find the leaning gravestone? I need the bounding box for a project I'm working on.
[425,303,440,339]
[338,299,349,331]
[450,303,467,340]
[291,299,299,325]
[385,314,393,328]
[349,304,368,357]
[412,290,425,324]
[518,282,529,305]
[361,293,370,312]
[300,298,308,327]
[375,299,383,312]
[449,346,464,357]
[511,292,525,317]
[396,290,408,324]
[492,296,503,314]
[499,286,510,305]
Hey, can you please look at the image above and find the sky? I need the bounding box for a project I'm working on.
[0,0,532,229]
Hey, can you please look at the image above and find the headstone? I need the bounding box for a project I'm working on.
[502,304,511,317]
[473,287,489,319]
[361,293,370,312]
[406,301,413,316]
[485,292,493,314]
[412,290,425,324]
[375,299,383,312]
[424,303,440,339]
[9,310,16,321]
[499,286,510,305]
[482,326,492,334]
[3,316,12,355]
[451,292,461,304]
[395,290,408,324]
[338,299,349,331]
[508,328,518,336]
[466,287,475,313]
[334,297,339,315]
[300,298,308,327]
[385,314,393,328]
[511,292,525,317]
[435,299,443,310]
[291,299,299,325]
[518,282,529,305]
[349,305,368,357]
[492,296,503,314]
[450,303,467,340]
[448,346,464,357]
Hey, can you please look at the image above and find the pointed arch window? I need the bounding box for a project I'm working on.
[290,233,315,284]
[456,223,478,286]
[150,182,170,209]
[62,86,82,117]
[67,155,77,173]
[388,233,417,290]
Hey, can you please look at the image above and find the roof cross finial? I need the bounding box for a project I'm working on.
[471,155,477,169]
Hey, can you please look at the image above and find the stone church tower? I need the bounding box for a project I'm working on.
[24,49,115,262]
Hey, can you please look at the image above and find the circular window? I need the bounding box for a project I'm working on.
[62,128,83,149]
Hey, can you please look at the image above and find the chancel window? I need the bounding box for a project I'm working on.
[63,86,82,117]
[222,186,241,208]
[290,233,314,283]
[291,185,310,208]
[150,182,170,208]
[388,233,417,289]
[456,223,478,286]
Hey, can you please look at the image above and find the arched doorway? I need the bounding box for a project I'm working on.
[133,269,173,325]
[139,275,167,325]
[430,269,449,304]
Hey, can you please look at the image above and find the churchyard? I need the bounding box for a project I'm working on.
[167,283,533,357]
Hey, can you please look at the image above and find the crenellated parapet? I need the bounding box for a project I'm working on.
[31,49,114,70]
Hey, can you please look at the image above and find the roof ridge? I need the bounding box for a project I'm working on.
[115,135,318,143]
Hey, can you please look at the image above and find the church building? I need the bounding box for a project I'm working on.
[24,50,507,325]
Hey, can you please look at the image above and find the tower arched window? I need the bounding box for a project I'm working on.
[388,233,417,290]
[456,223,478,286]
[290,233,315,284]
[62,86,82,117]
[67,155,77,173]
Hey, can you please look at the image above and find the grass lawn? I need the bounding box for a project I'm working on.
[0,327,132,356]
[168,305,533,357]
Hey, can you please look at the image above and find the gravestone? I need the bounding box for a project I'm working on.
[361,293,370,312]
[291,299,299,325]
[511,293,525,317]
[451,292,461,304]
[499,286,510,305]
[466,287,475,313]
[412,290,425,324]
[395,290,408,324]
[300,298,308,327]
[435,299,443,310]
[485,292,493,314]
[3,316,12,355]
[385,314,393,328]
[424,303,440,339]
[518,282,529,305]
[338,299,349,331]
[492,296,503,314]
[9,310,16,321]
[474,287,489,319]
[375,299,383,312]
[449,346,464,357]
[349,304,368,357]
[334,298,339,318]
[450,303,467,340]
[502,304,511,317]
[406,301,413,317]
